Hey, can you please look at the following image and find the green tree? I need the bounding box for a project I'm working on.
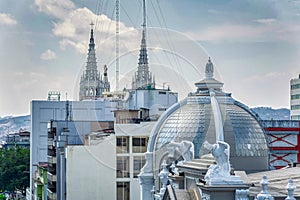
[0,147,30,196]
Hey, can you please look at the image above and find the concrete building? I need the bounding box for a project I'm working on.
[30,99,116,199]
[290,74,300,120]
[46,120,111,200]
[33,163,47,200]
[4,129,30,149]
[65,121,155,200]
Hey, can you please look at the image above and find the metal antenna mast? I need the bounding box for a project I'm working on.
[142,0,147,36]
[115,0,120,91]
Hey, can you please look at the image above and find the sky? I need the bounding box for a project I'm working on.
[0,0,300,117]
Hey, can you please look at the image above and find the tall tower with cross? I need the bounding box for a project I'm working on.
[79,22,110,100]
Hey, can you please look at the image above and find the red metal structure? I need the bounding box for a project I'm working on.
[261,120,300,169]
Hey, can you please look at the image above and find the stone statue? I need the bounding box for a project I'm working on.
[167,140,194,163]
[204,141,231,182]
[104,64,108,73]
[205,57,214,79]
[140,152,153,173]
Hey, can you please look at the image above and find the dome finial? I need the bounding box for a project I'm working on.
[205,57,214,79]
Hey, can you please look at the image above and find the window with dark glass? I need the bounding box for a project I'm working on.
[116,182,130,200]
[116,156,129,178]
[116,136,129,153]
[133,156,146,178]
[132,137,148,153]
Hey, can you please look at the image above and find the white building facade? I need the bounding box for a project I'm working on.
[65,122,155,200]
[30,100,116,199]
[290,74,300,120]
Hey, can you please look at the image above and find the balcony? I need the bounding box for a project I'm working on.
[47,156,56,164]
[47,188,57,200]
[48,138,54,149]
[47,172,57,182]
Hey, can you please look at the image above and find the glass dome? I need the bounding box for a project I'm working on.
[148,59,269,172]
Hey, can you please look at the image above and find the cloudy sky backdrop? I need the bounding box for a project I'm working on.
[0,0,300,116]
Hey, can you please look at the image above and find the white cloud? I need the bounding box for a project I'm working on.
[188,24,266,42]
[255,18,277,24]
[34,0,75,19]
[0,13,17,26]
[34,1,138,57]
[188,21,300,44]
[244,72,286,82]
[40,49,57,60]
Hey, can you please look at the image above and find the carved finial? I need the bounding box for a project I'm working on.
[285,179,296,200]
[159,160,169,194]
[255,175,274,200]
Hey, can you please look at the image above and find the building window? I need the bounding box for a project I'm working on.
[133,156,146,178]
[291,105,300,110]
[117,156,129,178]
[132,137,148,153]
[159,91,166,95]
[291,115,300,120]
[116,136,129,153]
[291,84,300,90]
[116,182,130,200]
[291,94,300,100]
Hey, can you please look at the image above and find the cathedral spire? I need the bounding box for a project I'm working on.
[139,0,148,66]
[89,22,95,49]
[132,0,155,90]
[86,21,97,78]
[79,22,110,100]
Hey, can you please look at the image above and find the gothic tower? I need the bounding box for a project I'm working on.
[132,0,155,90]
[79,23,110,100]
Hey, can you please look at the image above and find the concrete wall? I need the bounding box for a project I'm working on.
[128,89,178,117]
[66,136,116,200]
[30,100,116,198]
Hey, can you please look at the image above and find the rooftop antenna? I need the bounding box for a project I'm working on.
[115,0,120,91]
[65,93,69,129]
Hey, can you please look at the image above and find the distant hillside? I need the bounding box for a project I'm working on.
[0,115,30,138]
[0,107,291,139]
[251,107,290,120]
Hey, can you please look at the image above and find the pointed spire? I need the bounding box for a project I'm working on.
[132,0,155,90]
[139,0,148,65]
[79,22,105,100]
[88,21,95,53]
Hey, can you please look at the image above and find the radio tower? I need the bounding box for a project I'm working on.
[115,0,120,91]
